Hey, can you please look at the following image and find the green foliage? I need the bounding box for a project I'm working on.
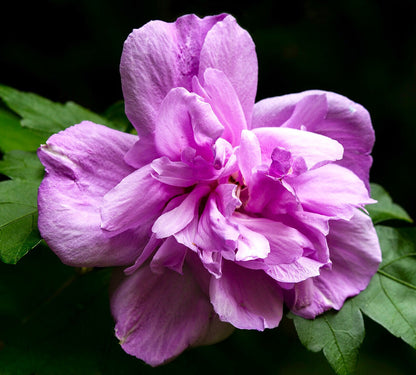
[103,100,133,132]
[0,150,44,181]
[0,108,44,152]
[355,226,416,348]
[0,85,126,144]
[291,299,365,375]
[367,183,413,224]
[0,180,42,264]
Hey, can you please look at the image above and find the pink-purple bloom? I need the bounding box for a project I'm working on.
[37,14,382,366]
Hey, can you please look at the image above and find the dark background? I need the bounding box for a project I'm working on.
[1,1,416,373]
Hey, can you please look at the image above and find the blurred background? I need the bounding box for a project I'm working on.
[1,0,416,374]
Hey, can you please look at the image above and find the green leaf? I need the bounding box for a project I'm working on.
[0,85,124,140]
[355,225,416,348]
[0,179,41,264]
[0,150,44,181]
[290,299,365,375]
[103,100,132,132]
[367,183,413,224]
[0,107,45,152]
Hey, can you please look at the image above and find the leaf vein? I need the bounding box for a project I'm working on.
[378,269,416,291]
[323,315,347,371]
[0,210,37,230]
[379,275,416,336]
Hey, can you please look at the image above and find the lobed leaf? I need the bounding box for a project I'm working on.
[367,183,413,224]
[0,84,125,140]
[355,226,416,348]
[290,299,365,375]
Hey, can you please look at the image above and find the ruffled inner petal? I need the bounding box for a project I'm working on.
[152,184,211,238]
[154,87,224,162]
[253,127,343,170]
[199,68,247,145]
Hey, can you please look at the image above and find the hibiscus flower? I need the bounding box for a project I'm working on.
[37,13,381,366]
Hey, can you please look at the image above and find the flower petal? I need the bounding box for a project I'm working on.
[111,264,232,366]
[232,213,307,265]
[237,129,262,186]
[151,237,188,274]
[199,68,247,145]
[286,210,381,318]
[154,87,224,162]
[100,165,182,236]
[252,91,374,190]
[37,122,143,267]
[194,193,240,256]
[151,156,220,187]
[210,261,283,330]
[124,137,159,169]
[120,14,226,136]
[152,184,211,238]
[199,15,258,126]
[291,164,375,220]
[253,127,343,170]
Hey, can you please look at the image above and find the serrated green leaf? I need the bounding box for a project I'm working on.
[0,179,41,264]
[0,107,45,152]
[290,299,365,375]
[0,85,124,139]
[367,183,413,224]
[355,226,416,348]
[0,150,44,181]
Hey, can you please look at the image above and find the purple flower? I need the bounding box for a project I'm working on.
[37,14,382,366]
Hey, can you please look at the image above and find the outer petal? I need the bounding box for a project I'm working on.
[120,14,226,136]
[286,210,382,318]
[199,15,258,126]
[100,165,182,236]
[111,264,232,366]
[210,261,283,330]
[252,91,374,190]
[37,122,142,267]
